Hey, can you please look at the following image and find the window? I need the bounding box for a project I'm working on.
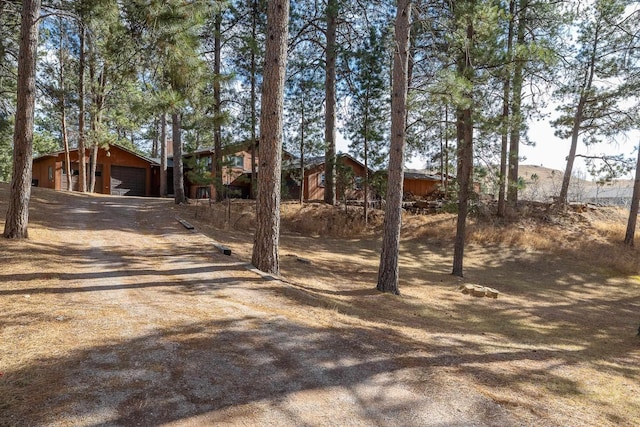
[227,155,243,168]
[61,162,79,176]
[354,176,363,190]
[48,166,53,181]
[205,156,213,170]
[318,172,325,188]
[196,186,211,199]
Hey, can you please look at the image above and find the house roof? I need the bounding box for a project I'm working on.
[34,143,159,166]
[302,152,370,171]
[403,169,443,181]
[176,139,295,161]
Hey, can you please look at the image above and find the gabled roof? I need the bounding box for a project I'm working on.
[403,169,443,181]
[302,152,370,172]
[176,139,295,161]
[34,143,159,166]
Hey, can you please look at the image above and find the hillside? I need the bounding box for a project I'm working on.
[515,164,635,205]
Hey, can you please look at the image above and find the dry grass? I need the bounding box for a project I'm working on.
[187,198,640,275]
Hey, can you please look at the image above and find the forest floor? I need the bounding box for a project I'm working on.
[1,184,639,426]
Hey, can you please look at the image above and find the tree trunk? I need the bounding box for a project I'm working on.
[251,0,289,274]
[507,0,526,207]
[250,0,258,200]
[3,0,41,239]
[497,0,514,217]
[299,97,305,205]
[58,18,72,191]
[151,117,159,158]
[624,141,640,246]
[363,110,369,225]
[77,22,87,192]
[160,112,168,197]
[559,28,598,206]
[172,112,186,204]
[444,107,449,193]
[376,0,411,295]
[213,10,223,201]
[87,35,104,194]
[324,0,337,205]
[451,18,474,278]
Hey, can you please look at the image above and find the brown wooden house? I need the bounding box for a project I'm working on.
[180,141,295,200]
[299,153,369,201]
[402,169,444,198]
[32,144,159,196]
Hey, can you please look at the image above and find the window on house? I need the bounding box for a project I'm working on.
[318,172,325,188]
[205,156,213,170]
[48,166,53,181]
[196,186,211,199]
[61,162,79,176]
[230,155,244,168]
[354,176,363,190]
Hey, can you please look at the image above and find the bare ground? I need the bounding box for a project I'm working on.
[1,185,639,426]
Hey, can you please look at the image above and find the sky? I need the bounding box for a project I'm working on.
[520,118,638,178]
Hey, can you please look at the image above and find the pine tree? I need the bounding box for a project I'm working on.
[285,41,324,204]
[251,0,290,274]
[624,141,640,246]
[344,26,390,223]
[451,0,475,278]
[0,1,20,182]
[4,0,41,239]
[554,0,639,206]
[323,0,338,206]
[376,0,411,295]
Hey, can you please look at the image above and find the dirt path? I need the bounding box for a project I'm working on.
[2,188,639,426]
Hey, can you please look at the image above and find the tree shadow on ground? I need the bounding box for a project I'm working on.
[2,312,597,427]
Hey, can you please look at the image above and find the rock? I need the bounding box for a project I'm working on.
[471,286,487,297]
[459,284,500,299]
[484,287,499,298]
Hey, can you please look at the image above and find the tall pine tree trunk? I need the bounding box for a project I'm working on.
[172,112,186,204]
[250,0,258,200]
[4,0,41,239]
[377,0,411,295]
[497,0,514,217]
[363,122,370,224]
[88,65,106,194]
[160,112,168,197]
[559,30,598,206]
[452,12,474,278]
[624,141,640,246]
[507,0,526,207]
[299,98,305,205]
[58,18,72,191]
[251,0,289,274]
[213,10,223,201]
[77,22,87,192]
[151,117,159,158]
[324,0,337,205]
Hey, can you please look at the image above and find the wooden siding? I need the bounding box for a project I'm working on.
[32,145,155,196]
[403,178,440,198]
[304,156,367,202]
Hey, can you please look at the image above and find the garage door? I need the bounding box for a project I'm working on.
[110,166,146,196]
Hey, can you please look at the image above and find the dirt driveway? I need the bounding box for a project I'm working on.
[2,187,639,426]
